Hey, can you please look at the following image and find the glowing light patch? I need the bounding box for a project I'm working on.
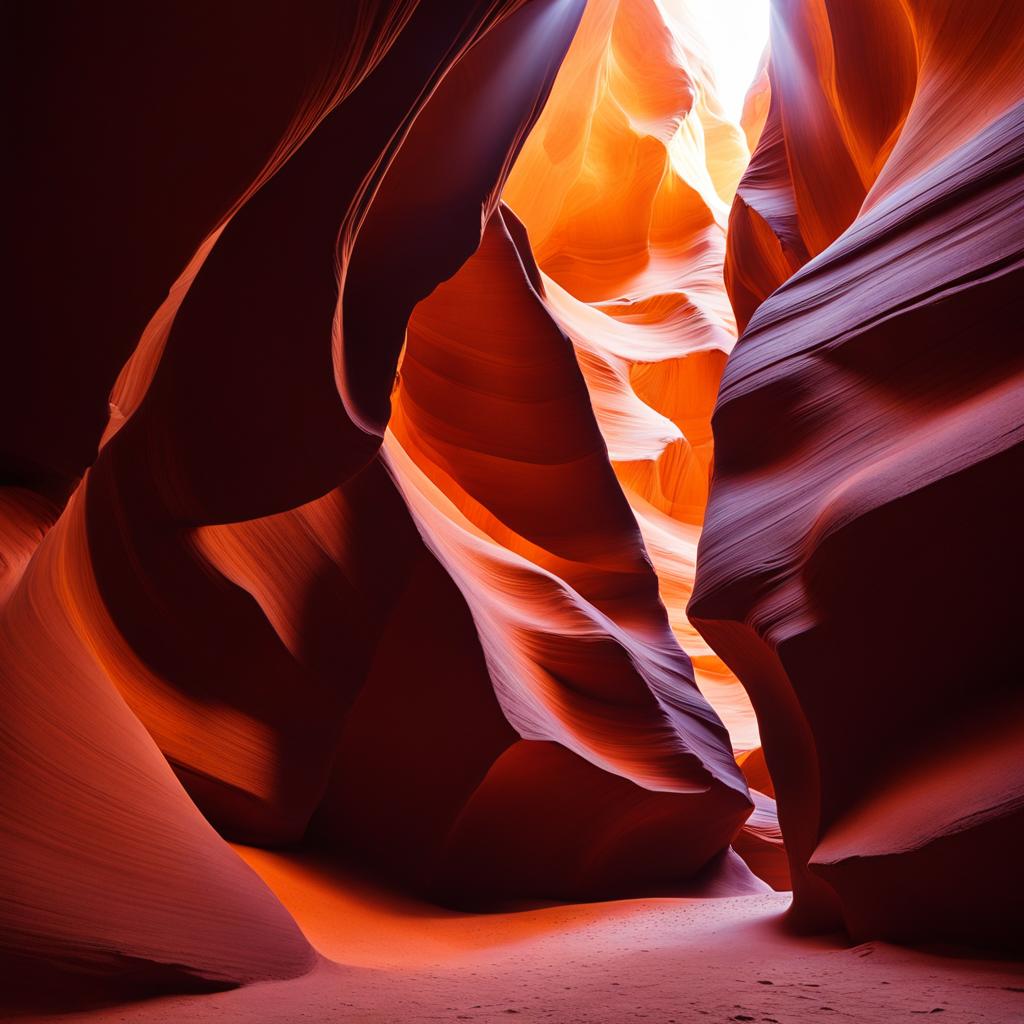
[666,0,770,123]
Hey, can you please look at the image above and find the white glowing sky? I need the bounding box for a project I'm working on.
[668,0,770,124]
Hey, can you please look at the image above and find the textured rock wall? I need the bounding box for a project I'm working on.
[2,1,769,1005]
[693,0,1024,946]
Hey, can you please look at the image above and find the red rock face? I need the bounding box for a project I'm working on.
[693,0,1024,946]
[1,488,317,1002]
[2,0,767,1004]
[2,0,587,999]
[381,205,753,902]
[3,0,1020,1007]
[501,0,788,889]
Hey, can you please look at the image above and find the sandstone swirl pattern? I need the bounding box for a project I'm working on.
[692,0,1024,946]
[2,0,766,1004]
[5,0,1019,1008]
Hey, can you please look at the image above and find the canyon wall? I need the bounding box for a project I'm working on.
[5,1,1020,1006]
[693,0,1024,946]
[2,1,768,1002]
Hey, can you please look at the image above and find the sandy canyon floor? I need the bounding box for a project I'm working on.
[19,848,1023,1024]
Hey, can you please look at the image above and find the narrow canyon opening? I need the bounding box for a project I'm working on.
[4,0,1022,1020]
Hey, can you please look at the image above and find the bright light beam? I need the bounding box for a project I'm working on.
[668,0,770,123]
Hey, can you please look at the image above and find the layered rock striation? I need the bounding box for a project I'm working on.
[693,0,1024,947]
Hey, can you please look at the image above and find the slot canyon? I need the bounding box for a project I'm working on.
[2,1,1022,1021]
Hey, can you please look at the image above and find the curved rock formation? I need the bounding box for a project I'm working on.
[501,0,787,886]
[74,0,589,846]
[14,0,1017,1003]
[1,0,595,998]
[3,1,769,1005]
[378,203,752,902]
[0,490,315,1003]
[503,0,760,755]
[4,0,414,999]
[693,0,1024,946]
